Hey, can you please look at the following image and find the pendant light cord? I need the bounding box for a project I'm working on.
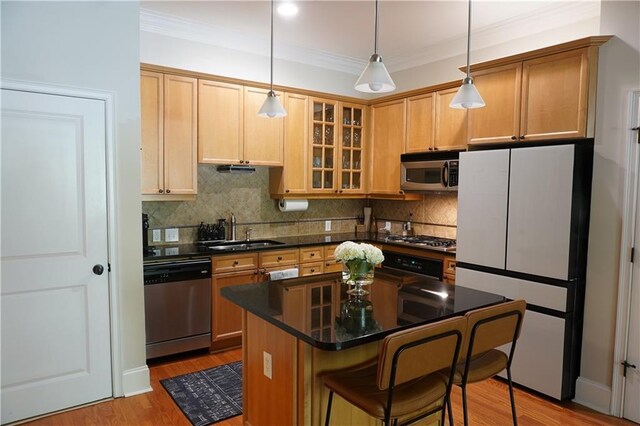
[269,0,274,91]
[374,0,379,54]
[465,0,472,78]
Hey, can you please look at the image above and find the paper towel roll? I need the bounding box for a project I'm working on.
[278,199,308,212]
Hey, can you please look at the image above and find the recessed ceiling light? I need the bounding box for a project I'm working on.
[277,2,298,17]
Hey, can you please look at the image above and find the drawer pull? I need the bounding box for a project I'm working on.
[310,268,315,273]
[233,260,239,266]
[277,256,283,261]
[310,253,315,257]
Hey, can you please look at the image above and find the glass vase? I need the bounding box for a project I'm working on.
[342,261,375,296]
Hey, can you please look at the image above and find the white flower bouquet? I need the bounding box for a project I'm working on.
[334,241,384,295]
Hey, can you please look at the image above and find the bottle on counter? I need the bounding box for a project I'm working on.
[230,213,237,241]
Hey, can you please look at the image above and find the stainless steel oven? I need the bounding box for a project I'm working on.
[144,258,212,359]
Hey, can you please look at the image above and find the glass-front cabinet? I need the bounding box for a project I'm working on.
[310,98,366,195]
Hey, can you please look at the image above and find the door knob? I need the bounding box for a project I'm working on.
[93,264,104,275]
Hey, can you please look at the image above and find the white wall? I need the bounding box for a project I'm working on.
[141,31,366,98]
[1,1,148,396]
[576,0,640,413]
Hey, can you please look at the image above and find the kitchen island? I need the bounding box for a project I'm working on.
[222,267,506,425]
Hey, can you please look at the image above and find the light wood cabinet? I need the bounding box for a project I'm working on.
[269,93,309,196]
[198,80,244,164]
[212,269,259,348]
[299,246,325,276]
[243,86,284,166]
[211,252,259,350]
[198,83,284,166]
[309,98,367,196]
[259,248,299,269]
[469,47,593,144]
[369,99,406,196]
[140,71,197,198]
[323,244,343,273]
[444,256,456,284]
[406,88,467,152]
[405,93,435,153]
[434,87,468,150]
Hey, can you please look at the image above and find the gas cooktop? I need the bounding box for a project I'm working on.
[383,235,456,252]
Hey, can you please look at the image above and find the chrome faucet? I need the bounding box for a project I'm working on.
[245,227,252,241]
[230,213,237,241]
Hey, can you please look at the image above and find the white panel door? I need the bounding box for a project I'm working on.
[457,149,510,269]
[507,144,574,280]
[1,89,112,423]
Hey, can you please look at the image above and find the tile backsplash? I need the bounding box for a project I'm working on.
[143,166,366,244]
[143,166,458,245]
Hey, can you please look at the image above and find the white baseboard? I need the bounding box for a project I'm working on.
[121,365,152,397]
[574,376,612,414]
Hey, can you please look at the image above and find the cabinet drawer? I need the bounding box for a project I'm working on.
[300,262,324,276]
[259,249,299,268]
[324,260,342,273]
[324,244,339,260]
[212,253,258,273]
[300,246,323,263]
[444,257,456,277]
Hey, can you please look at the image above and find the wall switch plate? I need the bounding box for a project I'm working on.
[325,220,331,232]
[385,221,391,231]
[263,351,273,379]
[165,228,179,242]
[152,229,161,242]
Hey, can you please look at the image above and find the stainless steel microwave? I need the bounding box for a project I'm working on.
[400,150,462,192]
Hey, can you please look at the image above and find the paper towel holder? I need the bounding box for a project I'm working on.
[278,199,309,212]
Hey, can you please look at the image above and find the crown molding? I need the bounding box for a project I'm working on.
[140,8,365,75]
[141,2,601,76]
[385,1,601,72]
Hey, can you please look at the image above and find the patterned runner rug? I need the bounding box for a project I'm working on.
[161,361,242,426]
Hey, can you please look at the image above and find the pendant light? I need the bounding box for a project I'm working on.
[354,0,395,93]
[450,0,485,109]
[258,0,287,118]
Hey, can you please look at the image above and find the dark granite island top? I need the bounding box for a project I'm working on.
[221,267,506,351]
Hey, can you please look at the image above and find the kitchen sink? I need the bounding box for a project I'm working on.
[205,240,285,251]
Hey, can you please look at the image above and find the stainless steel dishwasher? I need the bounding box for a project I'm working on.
[144,257,211,359]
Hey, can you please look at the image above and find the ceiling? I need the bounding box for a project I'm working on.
[140,1,601,74]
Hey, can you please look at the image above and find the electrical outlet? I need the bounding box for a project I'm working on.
[165,228,179,242]
[152,229,161,242]
[263,351,273,379]
[325,220,332,232]
[385,221,391,231]
[165,247,179,256]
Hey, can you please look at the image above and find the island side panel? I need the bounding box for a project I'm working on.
[244,311,297,426]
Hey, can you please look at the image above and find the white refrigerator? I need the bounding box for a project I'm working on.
[455,141,593,400]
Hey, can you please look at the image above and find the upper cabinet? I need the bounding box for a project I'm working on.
[141,71,198,199]
[269,93,309,196]
[369,99,406,196]
[405,89,467,152]
[198,80,244,164]
[308,98,367,196]
[468,40,606,145]
[199,83,284,166]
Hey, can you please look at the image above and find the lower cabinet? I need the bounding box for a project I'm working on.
[211,253,259,351]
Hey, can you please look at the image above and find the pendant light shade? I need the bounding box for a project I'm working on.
[258,90,287,118]
[355,0,395,93]
[450,0,485,109]
[258,0,287,118]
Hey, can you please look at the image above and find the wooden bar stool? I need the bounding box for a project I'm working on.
[448,299,527,426]
[322,316,466,426]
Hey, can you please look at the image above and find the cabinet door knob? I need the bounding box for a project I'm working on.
[158,189,164,194]
[286,189,290,193]
[245,160,250,164]
[520,135,525,140]
[233,260,239,266]
[166,189,171,194]
[511,136,517,141]
[277,256,282,261]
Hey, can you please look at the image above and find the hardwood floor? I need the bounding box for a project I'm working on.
[24,348,634,426]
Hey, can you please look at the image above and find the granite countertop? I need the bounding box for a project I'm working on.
[143,232,454,262]
[221,267,506,351]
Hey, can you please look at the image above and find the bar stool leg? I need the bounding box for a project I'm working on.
[325,390,334,426]
[446,395,454,426]
[462,385,469,426]
[507,367,518,425]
